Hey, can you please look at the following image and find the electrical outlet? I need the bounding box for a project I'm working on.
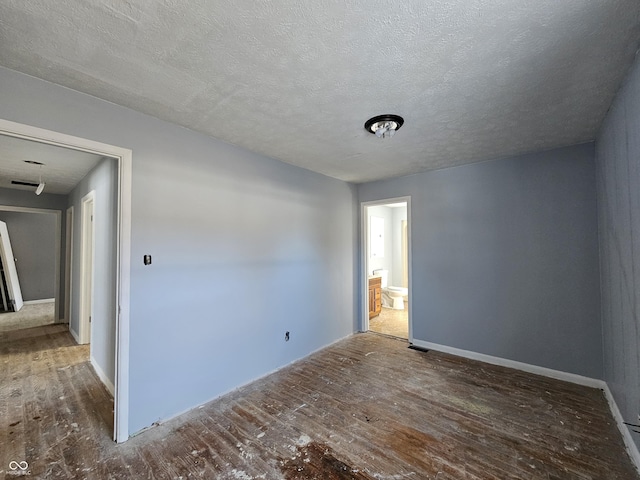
[285,331,290,342]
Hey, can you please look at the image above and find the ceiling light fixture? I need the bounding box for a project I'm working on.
[364,114,404,138]
[34,163,45,195]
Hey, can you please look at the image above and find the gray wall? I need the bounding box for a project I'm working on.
[0,66,357,435]
[0,210,56,301]
[68,157,118,387]
[0,186,67,211]
[359,143,603,379]
[595,52,640,449]
[0,187,67,319]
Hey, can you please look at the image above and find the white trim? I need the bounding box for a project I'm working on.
[79,191,95,346]
[64,206,74,325]
[53,207,61,322]
[602,384,640,473]
[133,333,354,436]
[91,356,115,396]
[411,338,640,472]
[69,326,81,344]
[0,118,132,443]
[23,298,55,305]
[0,205,58,215]
[411,339,604,388]
[0,205,61,321]
[114,141,132,444]
[360,196,413,343]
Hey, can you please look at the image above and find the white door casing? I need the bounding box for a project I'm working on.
[64,206,74,323]
[79,192,95,345]
[0,220,24,311]
[361,196,413,343]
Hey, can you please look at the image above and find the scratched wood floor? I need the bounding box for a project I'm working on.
[1,325,638,479]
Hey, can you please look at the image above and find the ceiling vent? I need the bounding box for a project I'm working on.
[11,180,40,187]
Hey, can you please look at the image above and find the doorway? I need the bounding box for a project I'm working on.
[362,197,412,342]
[0,207,61,332]
[0,118,132,443]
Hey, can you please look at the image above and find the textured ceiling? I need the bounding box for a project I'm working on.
[1,1,639,183]
[0,134,105,195]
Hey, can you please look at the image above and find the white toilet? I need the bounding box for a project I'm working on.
[373,269,408,310]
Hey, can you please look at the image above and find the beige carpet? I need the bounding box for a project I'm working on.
[0,302,56,333]
[369,303,409,339]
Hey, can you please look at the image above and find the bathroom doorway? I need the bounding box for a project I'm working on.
[362,197,412,341]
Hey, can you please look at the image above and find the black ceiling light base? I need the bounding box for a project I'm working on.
[364,114,404,138]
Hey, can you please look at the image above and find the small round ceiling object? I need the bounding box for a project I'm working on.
[364,114,404,138]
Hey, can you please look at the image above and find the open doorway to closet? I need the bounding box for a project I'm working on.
[362,197,412,341]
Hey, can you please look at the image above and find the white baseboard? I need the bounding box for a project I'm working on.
[411,339,603,388]
[23,298,55,305]
[602,384,640,473]
[410,338,640,473]
[69,326,81,344]
[90,356,115,396]
[132,333,355,437]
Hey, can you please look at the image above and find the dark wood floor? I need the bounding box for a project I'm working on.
[1,326,637,479]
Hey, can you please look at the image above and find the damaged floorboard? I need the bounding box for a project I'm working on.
[1,325,637,479]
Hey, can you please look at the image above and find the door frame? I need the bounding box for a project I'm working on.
[0,118,132,443]
[0,219,24,311]
[78,191,95,345]
[64,206,74,324]
[360,196,413,343]
[0,205,61,318]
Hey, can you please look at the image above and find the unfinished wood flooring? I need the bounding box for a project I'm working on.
[1,326,637,479]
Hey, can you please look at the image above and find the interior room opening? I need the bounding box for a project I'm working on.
[363,199,411,340]
[0,119,132,442]
[0,208,59,332]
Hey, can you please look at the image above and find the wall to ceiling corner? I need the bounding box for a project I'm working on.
[359,143,602,379]
[595,51,640,451]
[0,66,358,436]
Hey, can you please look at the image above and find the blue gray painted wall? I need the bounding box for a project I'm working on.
[0,187,67,319]
[359,143,602,378]
[595,53,640,449]
[68,157,118,388]
[0,187,67,211]
[0,66,357,435]
[0,210,56,301]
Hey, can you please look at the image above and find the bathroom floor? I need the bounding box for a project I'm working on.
[369,303,408,339]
